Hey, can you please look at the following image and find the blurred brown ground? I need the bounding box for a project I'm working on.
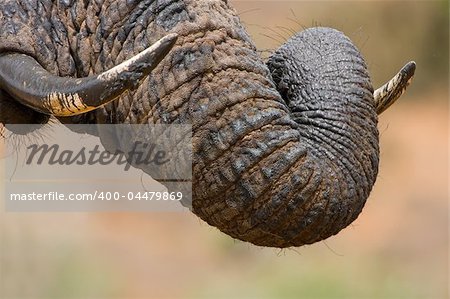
[1,1,448,298]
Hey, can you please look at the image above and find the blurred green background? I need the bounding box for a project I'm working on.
[1,1,448,298]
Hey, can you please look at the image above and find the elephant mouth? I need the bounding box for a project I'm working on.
[0,89,50,135]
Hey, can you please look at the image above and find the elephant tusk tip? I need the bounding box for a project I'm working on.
[158,33,179,50]
[401,61,416,83]
[374,60,417,115]
[165,32,179,41]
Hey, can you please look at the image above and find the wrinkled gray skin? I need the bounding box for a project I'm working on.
[0,0,379,247]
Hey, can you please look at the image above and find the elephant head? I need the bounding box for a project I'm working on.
[0,0,415,247]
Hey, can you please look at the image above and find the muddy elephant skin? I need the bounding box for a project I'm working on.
[0,0,411,248]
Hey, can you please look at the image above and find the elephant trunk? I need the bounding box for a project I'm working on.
[77,1,381,247]
[189,27,378,247]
